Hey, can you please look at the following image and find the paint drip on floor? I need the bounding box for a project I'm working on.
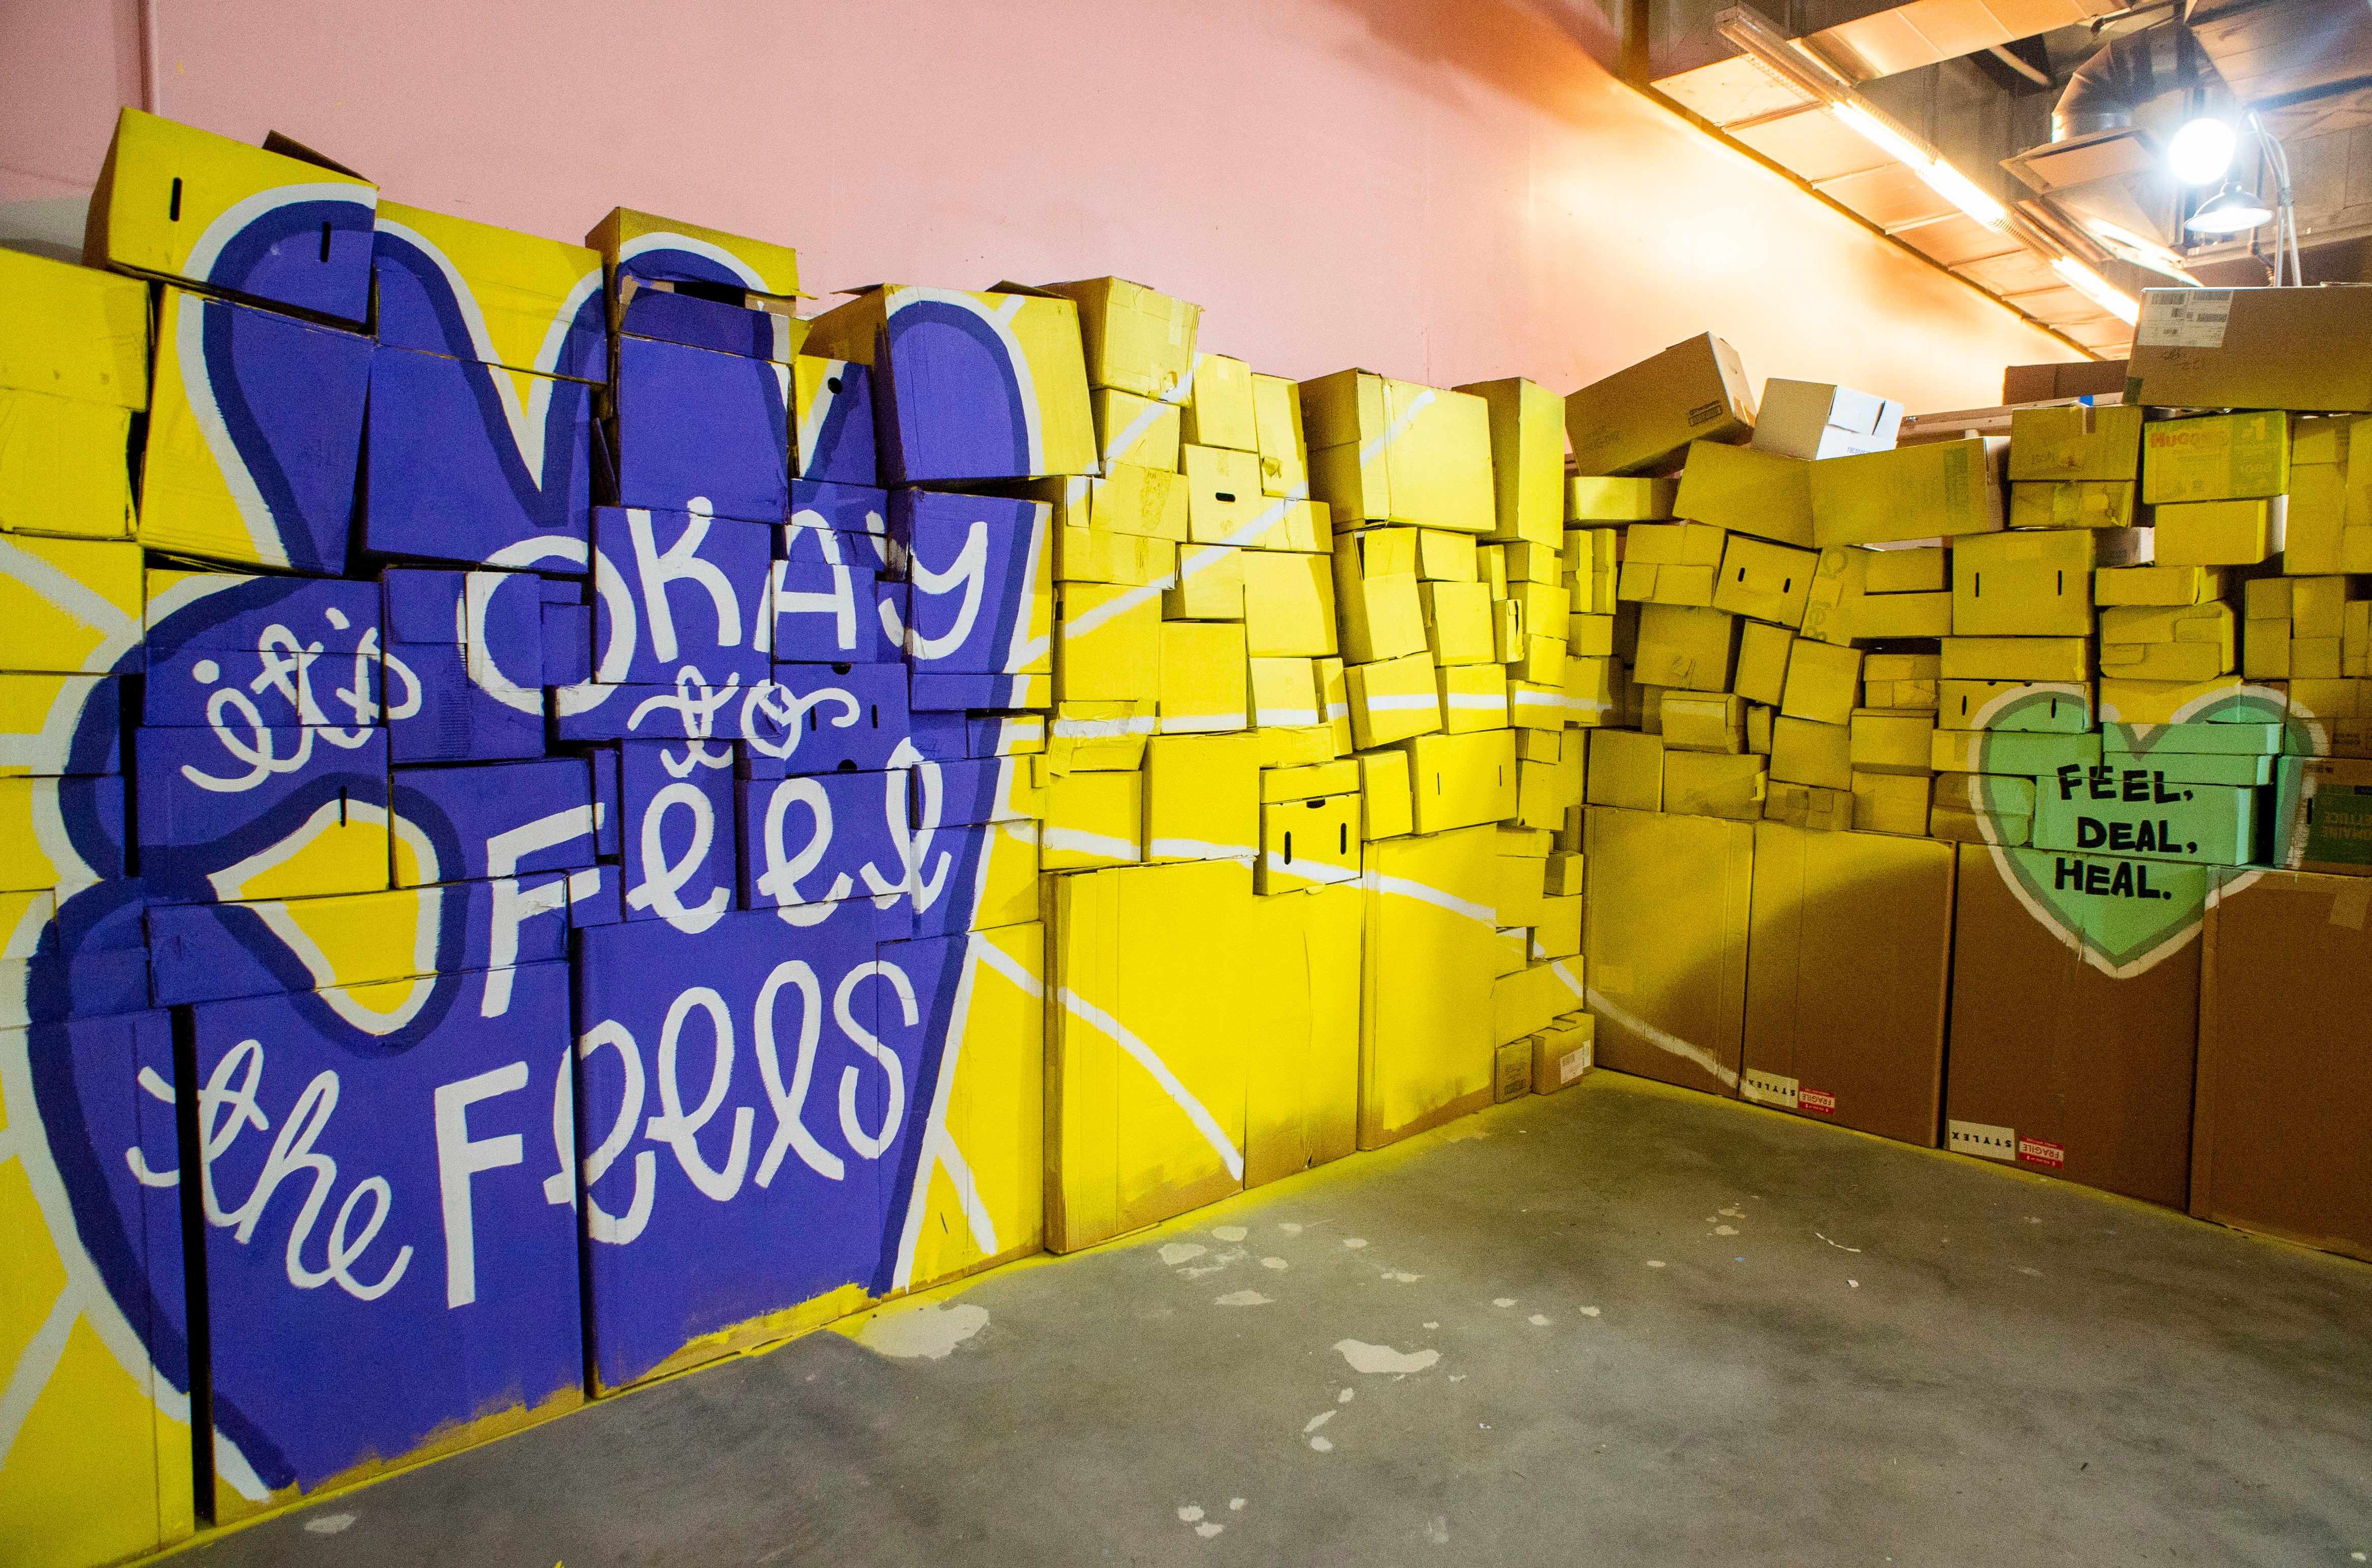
[1335,1339,1439,1374]
[855,1301,990,1360]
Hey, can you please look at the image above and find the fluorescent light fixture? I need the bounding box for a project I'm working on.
[1829,102,2009,229]
[2168,118,2236,186]
[2052,257,2139,324]
[2081,217,2200,285]
[2188,182,2273,236]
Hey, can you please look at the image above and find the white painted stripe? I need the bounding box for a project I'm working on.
[1263,852,1359,886]
[1057,493,1298,643]
[1548,960,1584,998]
[0,1292,78,1465]
[1361,694,1439,712]
[1255,707,1321,727]
[1584,987,1739,1089]
[1360,387,1436,465]
[1056,986,1244,1180]
[1042,827,1141,863]
[1147,838,1257,862]
[1160,712,1247,734]
[1443,694,1508,711]
[0,538,136,644]
[1100,397,1173,472]
[1358,870,1496,927]
[1051,715,1158,739]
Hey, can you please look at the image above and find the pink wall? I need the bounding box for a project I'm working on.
[0,0,2080,413]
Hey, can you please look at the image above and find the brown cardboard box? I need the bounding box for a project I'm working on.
[2003,360,2128,405]
[1564,333,1755,477]
[1741,825,1952,1145]
[1943,842,2204,1208]
[2192,870,2372,1263]
[1582,806,1753,1098]
[2128,286,2372,413]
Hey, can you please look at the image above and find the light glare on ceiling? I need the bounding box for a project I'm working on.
[1829,102,2010,229]
[2168,118,2237,186]
[2051,257,2140,325]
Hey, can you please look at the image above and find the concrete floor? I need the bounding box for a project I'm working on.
[184,1072,2372,1567]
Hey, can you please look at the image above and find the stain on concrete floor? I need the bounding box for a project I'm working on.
[183,1073,2372,1567]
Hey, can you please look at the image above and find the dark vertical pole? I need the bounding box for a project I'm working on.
[1621,0,1652,87]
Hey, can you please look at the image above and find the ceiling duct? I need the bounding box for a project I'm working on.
[2052,19,2217,139]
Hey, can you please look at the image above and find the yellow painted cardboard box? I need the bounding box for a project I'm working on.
[1165,543,1243,620]
[1864,546,1946,594]
[1710,534,1816,627]
[1586,730,1664,811]
[2154,498,2284,566]
[1780,640,1862,727]
[1561,654,1625,729]
[1045,702,1158,773]
[1675,442,1813,548]
[1303,371,1494,534]
[1810,438,2001,546]
[2009,480,2136,531]
[590,207,806,352]
[2101,603,2235,683]
[1359,825,1500,1145]
[0,535,143,675]
[85,108,377,317]
[1952,529,2097,637]
[0,377,135,543]
[1437,663,1510,734]
[1734,621,1794,708]
[1662,690,1746,753]
[1090,388,1184,473]
[1243,885,1362,1187]
[1158,621,1249,734]
[1242,552,1338,659]
[1851,770,1931,835]
[2095,674,2254,726]
[1056,582,1163,700]
[1020,469,1190,543]
[377,200,606,379]
[1048,861,1255,1249]
[1456,377,1564,547]
[1940,637,2093,684]
[1741,824,1952,1144]
[1936,679,2093,732]
[1664,750,1767,821]
[1033,277,1200,401]
[1633,604,1737,693]
[1348,652,1443,749]
[1421,580,1496,666]
[1260,792,1361,893]
[1852,591,1952,639]
[2142,410,2289,505]
[1042,769,1144,869]
[1180,353,1258,451]
[1356,748,1415,840]
[2096,564,2221,607]
[1249,657,1322,730]
[0,248,149,413]
[1849,709,1935,774]
[1401,730,1518,833]
[2007,404,2143,482]
[1584,806,1754,1096]
[1181,444,1269,543]
[1770,715,1852,791]
[1143,733,1261,864]
[1495,960,1586,1047]
[1056,521,1175,585]
[1797,544,1868,648]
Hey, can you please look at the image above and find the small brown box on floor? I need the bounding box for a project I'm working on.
[1494,1037,1534,1103]
[1532,1015,1596,1094]
[2193,870,2372,1264]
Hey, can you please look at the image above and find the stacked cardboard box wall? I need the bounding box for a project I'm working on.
[5,108,2369,1568]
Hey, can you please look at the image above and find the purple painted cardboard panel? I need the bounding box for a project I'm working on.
[610,337,789,525]
[908,671,1049,713]
[752,663,910,775]
[618,740,738,933]
[889,489,1050,677]
[190,960,582,1497]
[134,725,385,904]
[772,521,885,664]
[795,361,876,486]
[390,758,596,886]
[918,756,1031,830]
[907,711,968,763]
[734,769,913,919]
[572,911,918,1389]
[591,505,773,687]
[143,575,384,728]
[362,346,594,567]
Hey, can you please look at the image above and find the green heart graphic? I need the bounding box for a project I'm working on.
[1967,685,2291,976]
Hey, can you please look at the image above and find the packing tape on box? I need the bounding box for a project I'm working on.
[1053,982,1244,1178]
[1148,835,1257,862]
[1051,713,1158,739]
[1584,985,1741,1090]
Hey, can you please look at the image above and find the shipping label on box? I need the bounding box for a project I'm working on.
[87,108,377,321]
[143,287,371,572]
[793,357,878,485]
[802,284,1095,483]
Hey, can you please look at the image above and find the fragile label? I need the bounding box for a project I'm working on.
[1742,1069,1798,1109]
[1798,1087,1837,1116]
[2017,1136,2066,1169]
[2137,289,2231,350]
[1948,1119,2016,1161]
